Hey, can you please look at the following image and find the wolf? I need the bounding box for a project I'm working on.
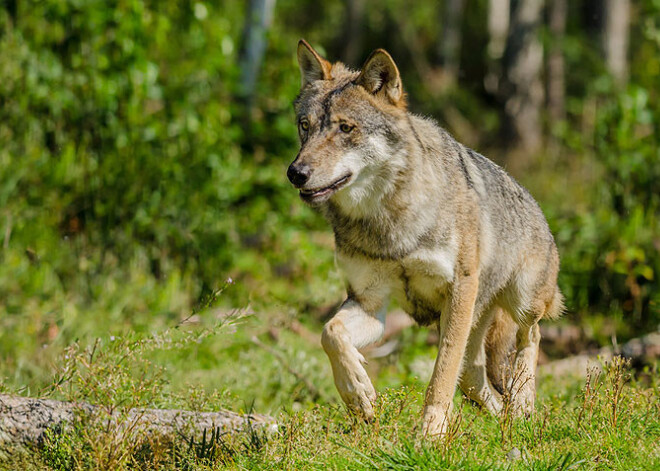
[287,40,563,436]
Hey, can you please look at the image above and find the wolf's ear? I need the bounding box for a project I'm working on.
[356,49,404,106]
[297,39,332,88]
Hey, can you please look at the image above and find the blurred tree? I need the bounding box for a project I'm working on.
[340,0,365,67]
[238,0,277,109]
[485,0,510,94]
[488,0,510,61]
[438,0,466,83]
[547,0,567,122]
[602,0,630,86]
[501,0,544,157]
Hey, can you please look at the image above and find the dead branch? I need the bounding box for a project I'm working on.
[288,320,321,346]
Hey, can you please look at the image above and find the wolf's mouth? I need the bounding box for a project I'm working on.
[300,174,352,202]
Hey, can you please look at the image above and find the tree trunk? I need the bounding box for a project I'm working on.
[485,0,511,93]
[547,0,566,123]
[438,0,466,83]
[238,0,277,108]
[501,0,544,157]
[602,0,630,86]
[340,0,366,67]
[488,0,511,60]
[0,395,274,449]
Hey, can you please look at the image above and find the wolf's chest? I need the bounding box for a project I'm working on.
[337,247,457,325]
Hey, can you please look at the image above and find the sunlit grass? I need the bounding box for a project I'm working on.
[2,301,658,469]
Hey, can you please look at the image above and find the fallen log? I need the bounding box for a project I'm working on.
[0,394,276,449]
[538,330,660,378]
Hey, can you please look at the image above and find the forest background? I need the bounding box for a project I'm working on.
[0,0,659,468]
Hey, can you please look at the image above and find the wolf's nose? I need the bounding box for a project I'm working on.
[287,163,311,187]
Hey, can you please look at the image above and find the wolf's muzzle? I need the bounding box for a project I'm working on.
[287,162,311,187]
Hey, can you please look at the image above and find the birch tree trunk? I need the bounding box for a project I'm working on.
[238,0,277,108]
[485,0,511,93]
[438,0,466,83]
[501,0,544,156]
[547,0,567,122]
[602,0,630,86]
[488,0,511,60]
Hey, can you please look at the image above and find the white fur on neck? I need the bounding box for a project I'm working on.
[332,136,407,219]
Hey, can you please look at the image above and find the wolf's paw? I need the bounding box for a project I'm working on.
[510,390,535,418]
[483,392,504,415]
[505,375,536,417]
[337,369,377,421]
[421,406,450,437]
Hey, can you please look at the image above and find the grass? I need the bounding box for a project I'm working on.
[1,300,658,470]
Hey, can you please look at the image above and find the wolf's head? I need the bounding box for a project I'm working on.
[288,40,410,213]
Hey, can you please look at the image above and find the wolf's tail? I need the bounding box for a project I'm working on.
[544,288,564,320]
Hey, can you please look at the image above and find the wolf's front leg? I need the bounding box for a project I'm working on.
[321,299,385,420]
[422,272,479,436]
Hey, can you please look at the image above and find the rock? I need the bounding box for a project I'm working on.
[506,447,522,461]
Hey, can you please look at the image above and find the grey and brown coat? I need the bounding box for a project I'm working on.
[288,40,563,436]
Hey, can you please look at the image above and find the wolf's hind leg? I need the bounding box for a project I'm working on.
[322,299,385,420]
[485,307,517,394]
[459,305,504,414]
[509,322,540,416]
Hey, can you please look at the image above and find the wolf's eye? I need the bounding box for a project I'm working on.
[299,120,309,132]
[339,123,354,133]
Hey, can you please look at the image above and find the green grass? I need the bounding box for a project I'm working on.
[1,303,658,470]
[0,243,657,470]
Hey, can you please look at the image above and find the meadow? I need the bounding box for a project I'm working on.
[2,306,658,469]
